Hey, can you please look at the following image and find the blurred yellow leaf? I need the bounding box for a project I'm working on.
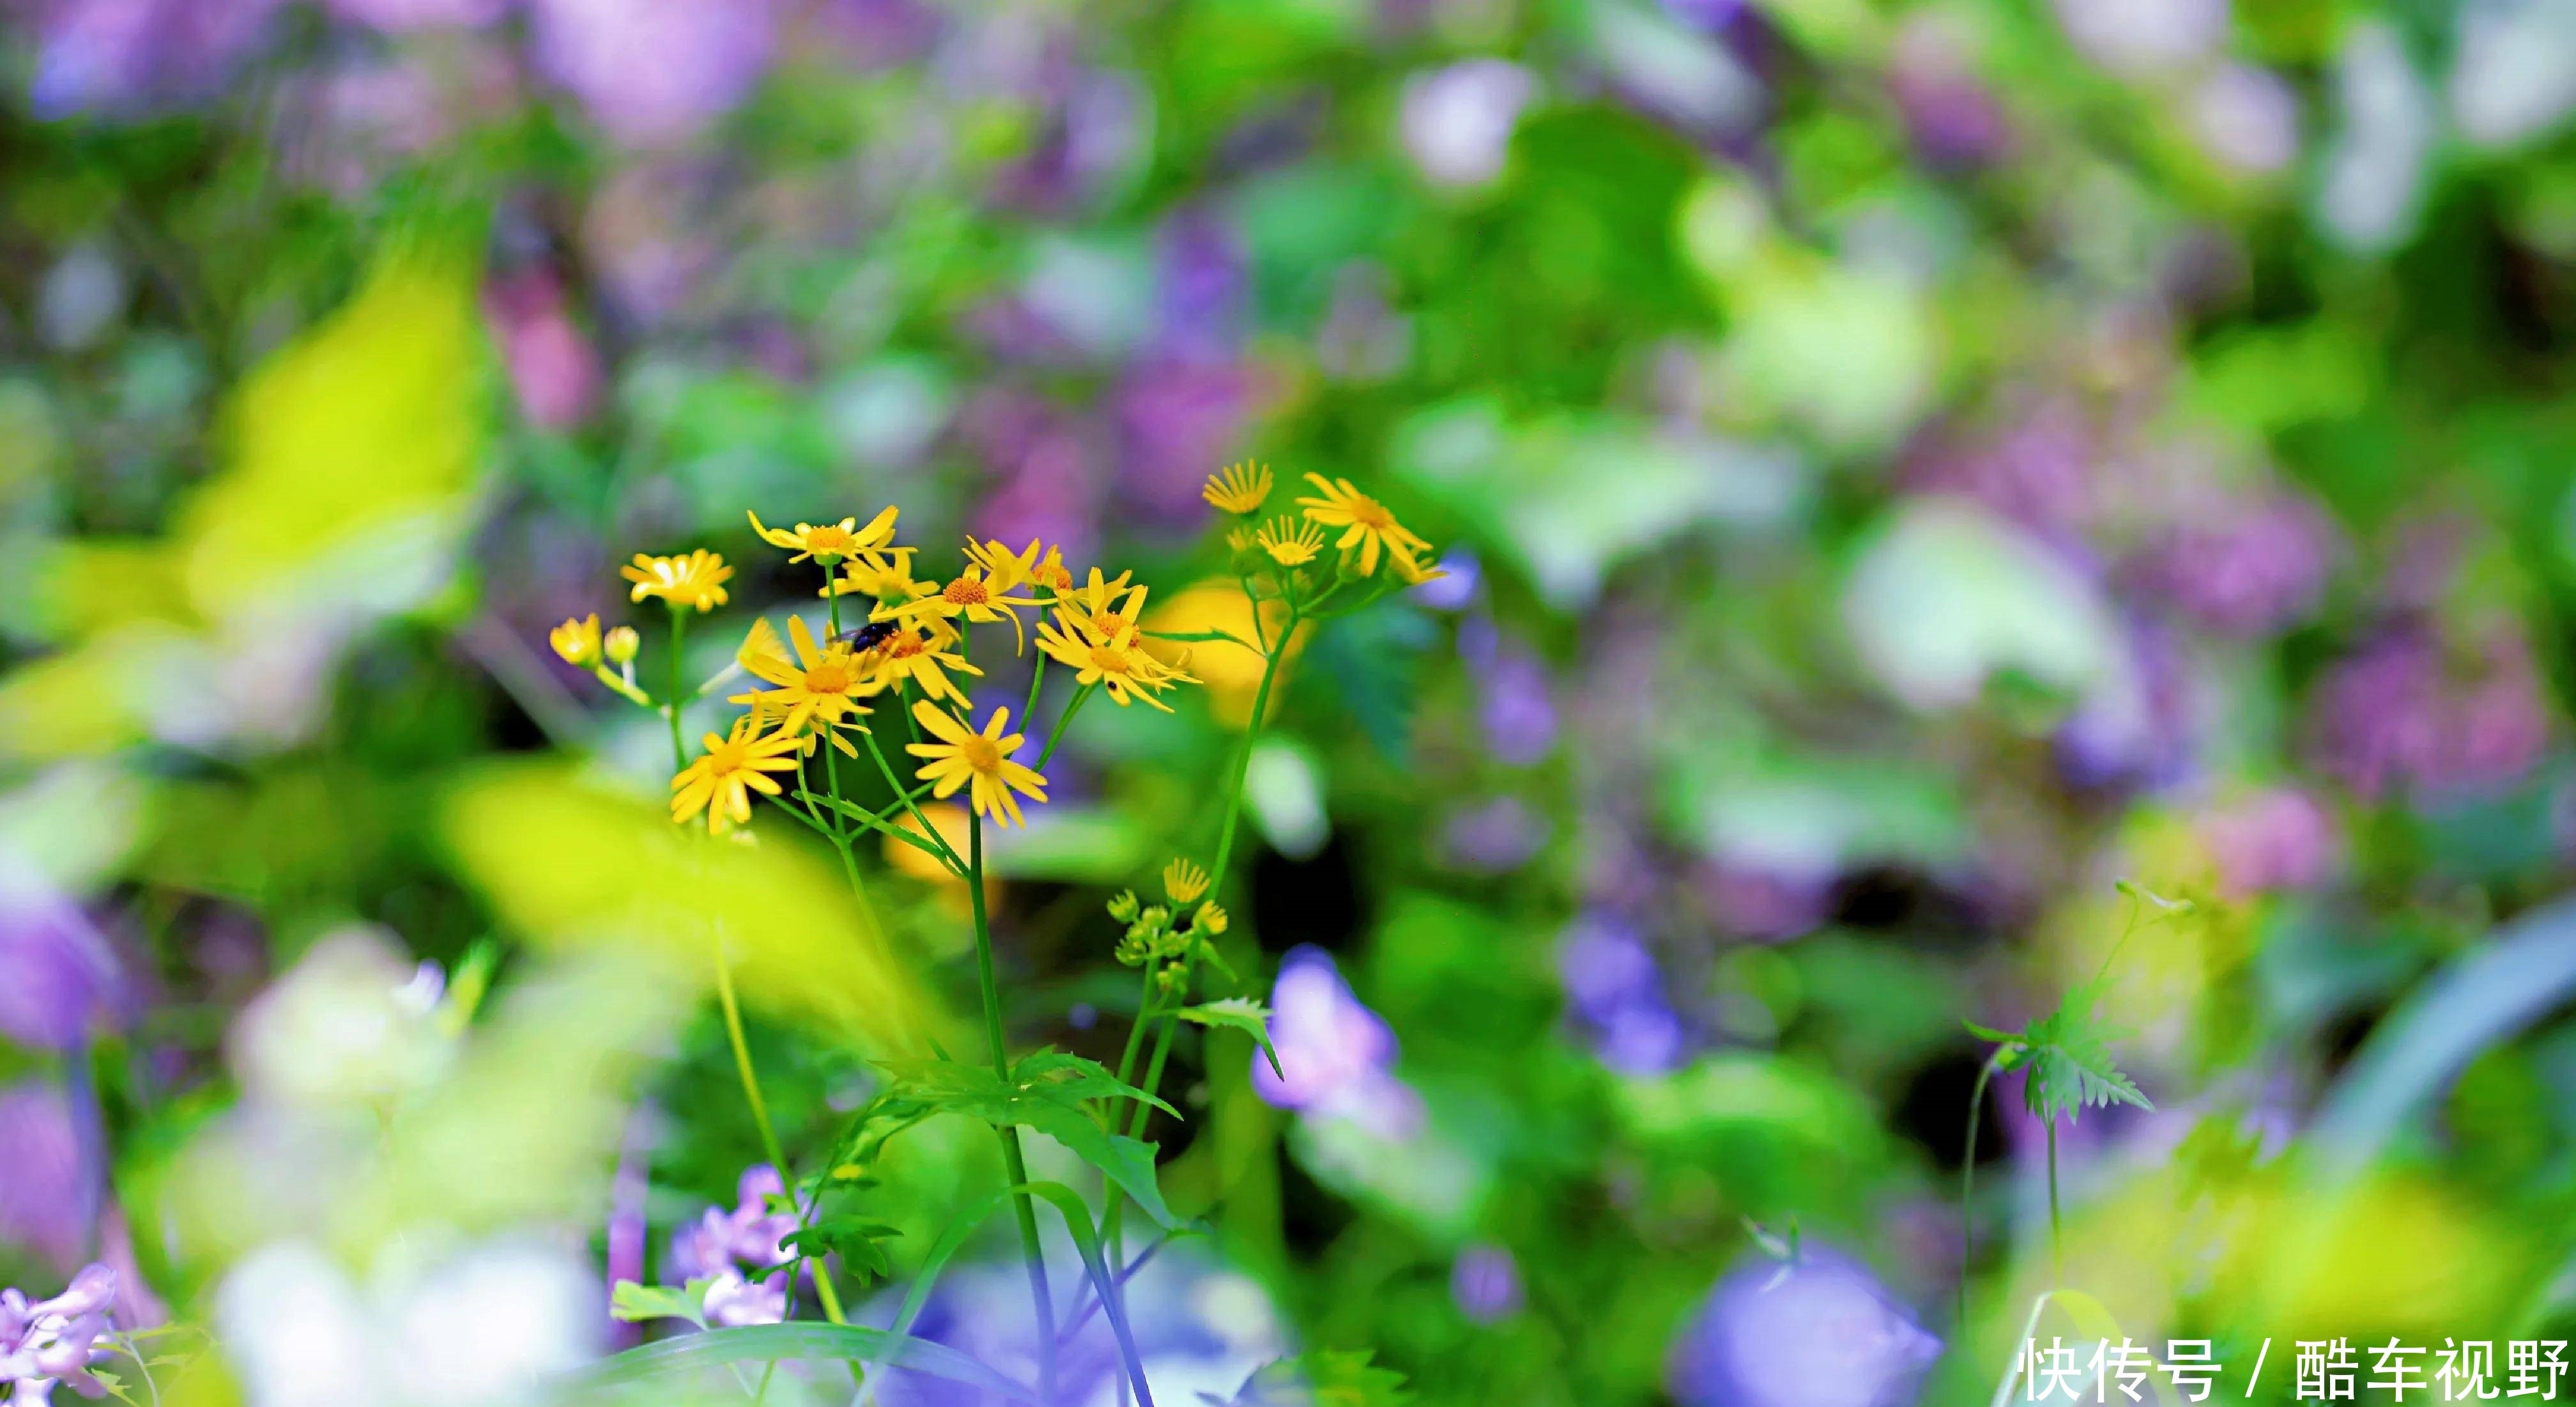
[178,252,488,620]
[440,761,944,1056]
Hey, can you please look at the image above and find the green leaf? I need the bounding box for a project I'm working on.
[1962,1020,2019,1045]
[2015,977,2153,1123]
[1179,997,1284,1078]
[608,1279,708,1330]
[1013,1180,1161,1407]
[1203,1349,1415,1407]
[555,1322,1038,1404]
[875,1054,1178,1226]
[781,1217,905,1280]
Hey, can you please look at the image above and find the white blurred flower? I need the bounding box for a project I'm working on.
[2193,63,2301,174]
[1841,499,2120,711]
[228,927,457,1111]
[220,1237,599,1407]
[2050,0,2228,76]
[1399,59,1536,189]
[2317,21,2434,253]
[2450,0,2576,148]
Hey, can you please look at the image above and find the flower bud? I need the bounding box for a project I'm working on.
[603,625,641,665]
[1106,890,1141,924]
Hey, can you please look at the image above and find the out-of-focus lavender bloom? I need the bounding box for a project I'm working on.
[529,0,775,146]
[1558,914,1689,1075]
[1460,618,1558,765]
[1253,948,1423,1140]
[1314,261,1414,384]
[0,1263,118,1404]
[1668,1249,1941,1407]
[485,270,603,432]
[326,0,507,29]
[2133,492,2334,637]
[1438,796,1549,874]
[798,0,942,70]
[990,65,1151,216]
[0,1083,93,1272]
[2193,63,2301,175]
[1116,360,1266,524]
[1659,0,1744,30]
[1154,209,1248,366]
[95,1210,165,1332]
[2198,787,2340,897]
[0,871,127,1052]
[699,1271,787,1329]
[1399,60,1536,190]
[1695,861,1832,943]
[583,164,717,326]
[1450,1243,1522,1323]
[1410,549,1480,611]
[958,388,1102,567]
[1889,15,2012,169]
[29,0,282,119]
[2309,627,2554,801]
[2048,0,2227,77]
[1901,399,2093,541]
[2055,619,2202,792]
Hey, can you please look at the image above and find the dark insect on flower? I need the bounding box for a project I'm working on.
[834,620,903,654]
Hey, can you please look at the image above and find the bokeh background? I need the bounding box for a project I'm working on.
[6,0,2576,1403]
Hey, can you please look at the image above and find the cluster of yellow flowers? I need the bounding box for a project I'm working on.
[1201,462,1443,585]
[551,506,1198,837]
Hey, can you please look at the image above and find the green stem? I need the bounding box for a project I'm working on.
[1959,1048,2005,1332]
[714,946,846,1325]
[666,608,690,767]
[969,812,1059,1407]
[860,726,967,877]
[2046,1119,2062,1286]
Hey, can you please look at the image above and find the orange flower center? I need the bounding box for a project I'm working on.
[1089,645,1131,676]
[944,577,990,607]
[805,525,855,554]
[880,632,924,660]
[805,660,854,694]
[958,734,1003,771]
[1347,496,1393,530]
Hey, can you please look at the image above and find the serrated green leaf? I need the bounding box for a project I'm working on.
[1179,996,1284,1078]
[781,1217,905,1279]
[1203,1348,1415,1407]
[556,1322,1037,1404]
[875,1055,1177,1226]
[609,1279,708,1329]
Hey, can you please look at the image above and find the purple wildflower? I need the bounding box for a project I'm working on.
[28,0,282,118]
[1252,948,1423,1140]
[1153,209,1248,365]
[0,1263,118,1404]
[2133,493,2335,637]
[1557,915,1689,1075]
[1438,795,1550,874]
[1450,1244,1523,1323]
[1460,619,1559,766]
[1900,397,2094,541]
[486,268,603,432]
[2309,626,2553,801]
[668,1165,796,1326]
[1668,1248,1940,1407]
[0,1083,93,1272]
[1888,15,2012,169]
[2197,787,2340,897]
[324,0,507,29]
[0,875,127,1053]
[528,0,776,146]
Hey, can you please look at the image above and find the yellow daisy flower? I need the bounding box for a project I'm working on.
[1052,568,1142,639]
[1294,475,1433,577]
[748,505,899,563]
[549,614,602,667]
[829,547,933,602]
[1035,614,1196,711]
[1203,462,1273,515]
[624,550,734,611]
[965,538,1045,593]
[671,715,804,835]
[885,563,1043,653]
[1391,548,1450,586]
[1163,858,1210,904]
[1254,516,1326,567]
[906,701,1049,828]
[1188,901,1228,936]
[1030,544,1076,595]
[730,616,875,740]
[857,625,980,706]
